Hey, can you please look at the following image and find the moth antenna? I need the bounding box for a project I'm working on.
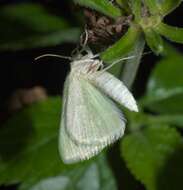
[35,54,72,61]
[102,55,135,72]
[100,51,151,72]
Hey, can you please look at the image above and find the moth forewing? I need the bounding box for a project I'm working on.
[60,120,106,164]
[89,71,138,112]
[59,73,108,164]
[65,72,125,146]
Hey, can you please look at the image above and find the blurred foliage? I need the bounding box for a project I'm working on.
[0,3,80,50]
[0,98,66,186]
[74,0,122,18]
[0,98,117,190]
[122,125,183,190]
[0,1,183,190]
[121,44,183,190]
[141,45,183,114]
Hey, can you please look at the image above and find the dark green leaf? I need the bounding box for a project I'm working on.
[141,46,183,113]
[0,97,66,185]
[101,24,141,63]
[116,0,130,12]
[144,0,159,14]
[116,0,128,7]
[125,110,183,129]
[144,28,164,54]
[130,0,142,21]
[74,0,122,18]
[156,0,182,16]
[26,176,72,190]
[144,0,182,16]
[121,125,183,190]
[20,154,117,190]
[0,28,80,51]
[155,22,183,44]
[0,3,80,50]
[148,115,183,128]
[0,98,117,190]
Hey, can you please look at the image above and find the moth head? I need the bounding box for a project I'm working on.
[70,49,102,74]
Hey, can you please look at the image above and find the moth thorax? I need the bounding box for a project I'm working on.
[71,59,101,74]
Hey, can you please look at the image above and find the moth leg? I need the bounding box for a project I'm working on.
[98,60,104,70]
[88,60,104,73]
[80,27,89,48]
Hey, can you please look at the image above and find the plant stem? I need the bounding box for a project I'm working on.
[120,36,145,89]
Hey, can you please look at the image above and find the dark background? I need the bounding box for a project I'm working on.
[0,1,182,190]
[0,0,182,112]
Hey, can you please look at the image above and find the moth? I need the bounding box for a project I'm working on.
[59,50,138,164]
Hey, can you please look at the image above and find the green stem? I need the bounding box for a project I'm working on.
[120,36,145,89]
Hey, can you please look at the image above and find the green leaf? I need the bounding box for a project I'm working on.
[148,115,183,128]
[155,22,183,44]
[101,24,141,63]
[74,0,122,19]
[144,0,182,16]
[130,0,142,21]
[144,28,164,54]
[20,154,117,190]
[125,110,183,130]
[0,98,117,190]
[0,97,65,185]
[27,176,72,190]
[116,0,130,12]
[144,0,159,14]
[0,3,80,51]
[116,0,128,7]
[141,46,183,114]
[0,28,80,51]
[156,0,183,16]
[121,125,183,190]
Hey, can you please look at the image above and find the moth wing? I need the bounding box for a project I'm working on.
[59,77,104,163]
[90,72,138,112]
[66,74,125,146]
[60,123,105,164]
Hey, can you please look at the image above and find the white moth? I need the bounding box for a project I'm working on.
[59,51,138,164]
